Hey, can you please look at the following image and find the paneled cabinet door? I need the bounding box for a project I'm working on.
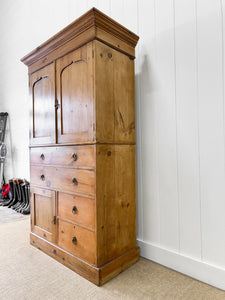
[30,63,56,145]
[30,187,56,243]
[56,45,94,144]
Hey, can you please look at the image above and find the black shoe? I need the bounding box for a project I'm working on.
[21,182,30,215]
[12,180,24,210]
[8,180,21,208]
[17,183,27,212]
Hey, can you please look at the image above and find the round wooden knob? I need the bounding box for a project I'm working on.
[40,153,45,160]
[40,174,45,181]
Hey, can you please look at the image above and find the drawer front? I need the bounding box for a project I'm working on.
[30,166,95,196]
[58,192,95,231]
[57,219,96,265]
[30,145,95,169]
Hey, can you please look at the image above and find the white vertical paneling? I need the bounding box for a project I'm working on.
[96,0,111,15]
[30,0,70,47]
[155,0,179,250]
[174,0,201,258]
[68,0,88,23]
[87,0,98,9]
[138,0,160,244]
[135,2,143,240]
[197,0,225,266]
[110,0,124,24]
[123,0,137,33]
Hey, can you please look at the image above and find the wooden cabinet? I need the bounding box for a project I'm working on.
[21,8,139,286]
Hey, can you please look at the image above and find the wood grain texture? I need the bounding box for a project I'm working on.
[21,8,139,67]
[57,219,96,265]
[30,165,95,196]
[58,192,95,231]
[94,40,135,144]
[94,41,114,142]
[28,27,96,74]
[96,144,136,266]
[113,44,135,142]
[30,232,100,285]
[56,44,94,144]
[99,246,139,285]
[30,232,139,286]
[30,187,56,243]
[29,63,56,145]
[30,145,95,169]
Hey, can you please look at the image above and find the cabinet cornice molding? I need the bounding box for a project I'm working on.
[21,7,139,67]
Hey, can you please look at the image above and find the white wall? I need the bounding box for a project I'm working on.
[0,0,225,290]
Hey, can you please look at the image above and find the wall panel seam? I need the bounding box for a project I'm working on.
[195,0,203,261]
[173,0,181,253]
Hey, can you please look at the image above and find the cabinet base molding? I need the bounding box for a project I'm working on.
[30,233,140,286]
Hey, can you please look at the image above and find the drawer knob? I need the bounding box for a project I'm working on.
[40,153,45,160]
[40,174,45,181]
[72,177,78,185]
[72,153,78,161]
[72,206,77,214]
[72,236,77,245]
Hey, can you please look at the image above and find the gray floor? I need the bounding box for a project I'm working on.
[0,206,29,224]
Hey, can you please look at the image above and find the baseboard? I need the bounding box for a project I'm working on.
[137,239,225,291]
[30,232,139,286]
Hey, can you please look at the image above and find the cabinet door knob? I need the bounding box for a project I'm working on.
[40,153,45,160]
[72,236,77,245]
[72,206,77,214]
[71,153,78,161]
[72,177,78,185]
[40,174,45,181]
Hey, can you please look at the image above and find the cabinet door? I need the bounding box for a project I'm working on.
[30,63,56,145]
[30,187,56,243]
[56,45,94,143]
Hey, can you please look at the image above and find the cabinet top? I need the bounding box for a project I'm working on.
[21,7,139,67]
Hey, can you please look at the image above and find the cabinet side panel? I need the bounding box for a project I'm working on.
[94,40,135,144]
[94,41,114,142]
[96,144,136,267]
[114,49,135,143]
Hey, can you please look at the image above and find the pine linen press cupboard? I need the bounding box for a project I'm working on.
[21,8,139,285]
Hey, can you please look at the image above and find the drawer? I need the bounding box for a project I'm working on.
[30,145,95,169]
[30,165,95,196]
[57,219,95,265]
[58,192,95,231]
